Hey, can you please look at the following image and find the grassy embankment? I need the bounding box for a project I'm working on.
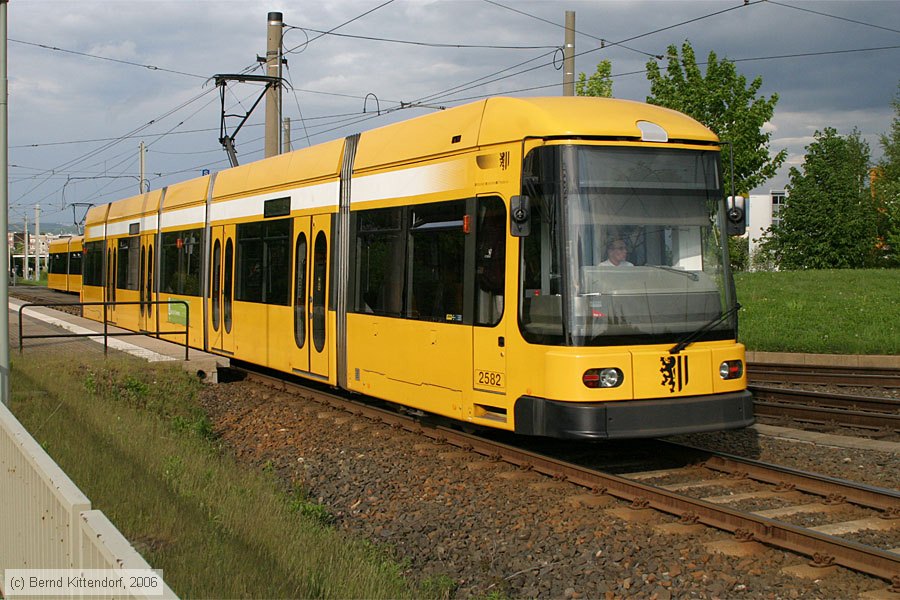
[735,269,900,355]
[10,349,433,599]
[8,269,897,598]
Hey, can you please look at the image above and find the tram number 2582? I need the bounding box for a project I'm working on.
[475,369,504,389]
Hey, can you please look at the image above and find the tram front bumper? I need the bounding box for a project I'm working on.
[513,390,754,439]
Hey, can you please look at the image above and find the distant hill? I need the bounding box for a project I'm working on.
[8,222,81,235]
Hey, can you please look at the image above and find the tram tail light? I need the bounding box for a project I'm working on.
[583,368,623,389]
[719,360,743,380]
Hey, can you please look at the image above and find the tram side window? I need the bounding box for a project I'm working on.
[475,197,506,326]
[409,200,466,322]
[82,241,104,286]
[353,201,466,323]
[49,252,67,275]
[69,251,82,275]
[354,207,405,316]
[116,236,140,291]
[236,218,291,306]
[160,228,204,296]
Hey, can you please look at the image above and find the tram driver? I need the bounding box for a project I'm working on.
[600,238,634,267]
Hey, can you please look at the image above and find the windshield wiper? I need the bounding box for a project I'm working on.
[649,265,699,281]
[669,302,741,355]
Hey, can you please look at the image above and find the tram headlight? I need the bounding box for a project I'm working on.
[719,360,744,380]
[583,368,623,389]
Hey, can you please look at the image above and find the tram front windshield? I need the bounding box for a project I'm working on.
[519,145,735,347]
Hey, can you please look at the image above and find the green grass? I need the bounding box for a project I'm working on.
[12,274,47,287]
[10,349,422,599]
[735,269,900,354]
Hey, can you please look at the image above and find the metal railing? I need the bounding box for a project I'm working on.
[18,300,190,361]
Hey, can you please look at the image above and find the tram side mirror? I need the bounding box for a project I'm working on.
[726,195,746,236]
[510,195,531,237]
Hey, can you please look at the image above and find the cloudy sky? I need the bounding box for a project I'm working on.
[5,0,899,227]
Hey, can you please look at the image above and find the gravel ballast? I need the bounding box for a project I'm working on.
[200,381,899,599]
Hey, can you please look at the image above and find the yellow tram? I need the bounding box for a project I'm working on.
[47,235,83,294]
[81,96,752,438]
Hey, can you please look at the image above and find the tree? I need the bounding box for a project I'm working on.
[879,83,900,181]
[576,59,612,98]
[873,83,900,265]
[728,236,749,272]
[645,41,786,194]
[763,128,877,269]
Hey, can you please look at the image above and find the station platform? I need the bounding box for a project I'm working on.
[9,296,229,383]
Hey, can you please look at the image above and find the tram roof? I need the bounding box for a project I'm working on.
[353,96,719,170]
[87,97,718,226]
[106,189,164,221]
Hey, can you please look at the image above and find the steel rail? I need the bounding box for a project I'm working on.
[750,384,900,431]
[238,367,900,582]
[751,385,900,413]
[748,363,900,388]
[481,444,900,583]
[753,401,900,432]
[660,441,900,511]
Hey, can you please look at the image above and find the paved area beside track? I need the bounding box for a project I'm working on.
[748,350,900,369]
[751,424,900,454]
[9,297,228,382]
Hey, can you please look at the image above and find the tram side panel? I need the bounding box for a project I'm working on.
[67,236,83,294]
[157,226,205,348]
[225,216,300,376]
[344,145,521,428]
[82,205,111,322]
[48,237,84,293]
[47,238,71,292]
[101,191,164,335]
[156,177,211,350]
[206,159,344,380]
[344,160,471,420]
[283,211,334,382]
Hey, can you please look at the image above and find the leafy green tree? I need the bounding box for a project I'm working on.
[873,83,900,265]
[576,59,612,98]
[763,128,877,269]
[728,236,749,272]
[879,84,900,181]
[645,41,786,194]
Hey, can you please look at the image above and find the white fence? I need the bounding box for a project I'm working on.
[0,400,177,598]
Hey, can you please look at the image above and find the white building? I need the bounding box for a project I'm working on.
[747,189,786,262]
[7,231,62,277]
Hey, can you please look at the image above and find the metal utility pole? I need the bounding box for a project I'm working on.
[563,11,575,96]
[23,215,28,281]
[283,117,292,154]
[264,11,284,158]
[139,141,146,192]
[1,0,10,405]
[34,204,40,279]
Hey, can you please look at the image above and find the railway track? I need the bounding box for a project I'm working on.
[750,385,900,433]
[15,292,899,584]
[235,365,900,586]
[748,362,900,389]
[9,286,82,316]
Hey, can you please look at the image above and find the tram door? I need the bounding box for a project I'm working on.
[472,197,508,398]
[138,234,155,332]
[105,241,117,324]
[290,214,330,379]
[208,225,236,354]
